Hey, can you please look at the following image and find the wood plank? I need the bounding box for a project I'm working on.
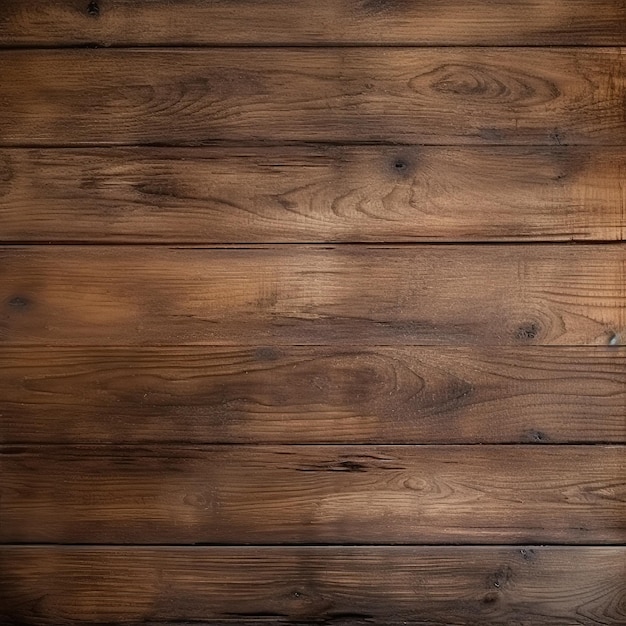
[1,547,624,626]
[2,146,624,243]
[1,0,625,46]
[1,49,624,146]
[1,445,624,544]
[0,245,623,346]
[1,346,624,445]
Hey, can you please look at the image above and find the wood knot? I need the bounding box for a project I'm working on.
[550,129,563,145]
[86,1,100,17]
[391,156,413,176]
[515,322,541,342]
[8,296,30,308]
[488,565,513,590]
[528,430,548,443]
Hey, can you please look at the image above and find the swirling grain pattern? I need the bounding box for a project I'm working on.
[0,49,623,145]
[0,146,623,242]
[0,346,623,444]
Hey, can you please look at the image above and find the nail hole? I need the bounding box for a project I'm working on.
[394,160,407,170]
[87,1,100,17]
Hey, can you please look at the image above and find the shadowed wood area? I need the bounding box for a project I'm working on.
[1,546,625,625]
[1,48,624,146]
[1,146,624,243]
[1,0,625,46]
[1,245,623,346]
[1,346,624,445]
[1,445,624,544]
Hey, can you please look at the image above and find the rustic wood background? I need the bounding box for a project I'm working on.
[0,2,624,624]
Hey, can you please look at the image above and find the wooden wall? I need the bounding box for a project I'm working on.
[0,2,625,624]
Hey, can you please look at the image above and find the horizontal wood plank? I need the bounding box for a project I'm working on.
[1,346,624,444]
[1,445,624,544]
[2,146,624,243]
[0,245,623,346]
[1,49,624,146]
[1,0,625,46]
[2,546,625,625]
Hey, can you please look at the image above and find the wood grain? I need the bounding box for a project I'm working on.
[1,49,624,146]
[2,546,625,625]
[1,0,625,46]
[1,346,624,445]
[2,445,624,544]
[2,146,624,243]
[1,245,624,346]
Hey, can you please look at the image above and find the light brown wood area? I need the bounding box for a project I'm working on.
[1,49,624,146]
[1,346,624,445]
[1,546,625,625]
[1,245,623,346]
[2,146,624,243]
[1,445,624,544]
[1,0,625,46]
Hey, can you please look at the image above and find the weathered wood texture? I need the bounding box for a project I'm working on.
[1,49,624,146]
[1,245,623,346]
[2,546,625,625]
[2,146,624,243]
[2,445,624,544]
[1,1,625,623]
[1,346,624,445]
[1,0,625,46]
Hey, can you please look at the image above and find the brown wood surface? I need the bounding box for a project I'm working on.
[2,546,625,625]
[1,2,624,622]
[2,146,624,243]
[1,346,624,445]
[2,445,624,544]
[1,49,624,146]
[1,0,625,46]
[1,245,623,346]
